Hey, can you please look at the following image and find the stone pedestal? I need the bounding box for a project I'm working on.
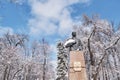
[69,51,87,80]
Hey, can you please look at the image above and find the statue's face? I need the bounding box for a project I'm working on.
[72,32,76,37]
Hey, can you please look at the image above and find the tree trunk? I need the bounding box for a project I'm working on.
[3,65,8,80]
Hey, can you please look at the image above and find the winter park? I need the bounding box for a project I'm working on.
[0,0,120,80]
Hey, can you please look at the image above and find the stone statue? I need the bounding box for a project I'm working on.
[64,32,83,51]
[56,32,83,80]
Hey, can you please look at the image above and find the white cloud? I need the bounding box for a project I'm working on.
[0,27,14,36]
[29,0,66,19]
[58,9,74,36]
[28,17,57,36]
[11,0,26,5]
[68,0,90,4]
[28,0,90,37]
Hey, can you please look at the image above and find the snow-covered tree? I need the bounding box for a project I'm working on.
[73,15,120,80]
[0,32,55,80]
[0,32,28,80]
[56,42,68,80]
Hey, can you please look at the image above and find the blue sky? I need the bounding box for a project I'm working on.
[0,0,120,55]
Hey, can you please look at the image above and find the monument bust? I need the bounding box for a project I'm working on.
[64,32,83,51]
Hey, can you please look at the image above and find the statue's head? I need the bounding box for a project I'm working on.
[72,32,76,38]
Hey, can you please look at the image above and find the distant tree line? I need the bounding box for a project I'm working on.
[0,32,55,80]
